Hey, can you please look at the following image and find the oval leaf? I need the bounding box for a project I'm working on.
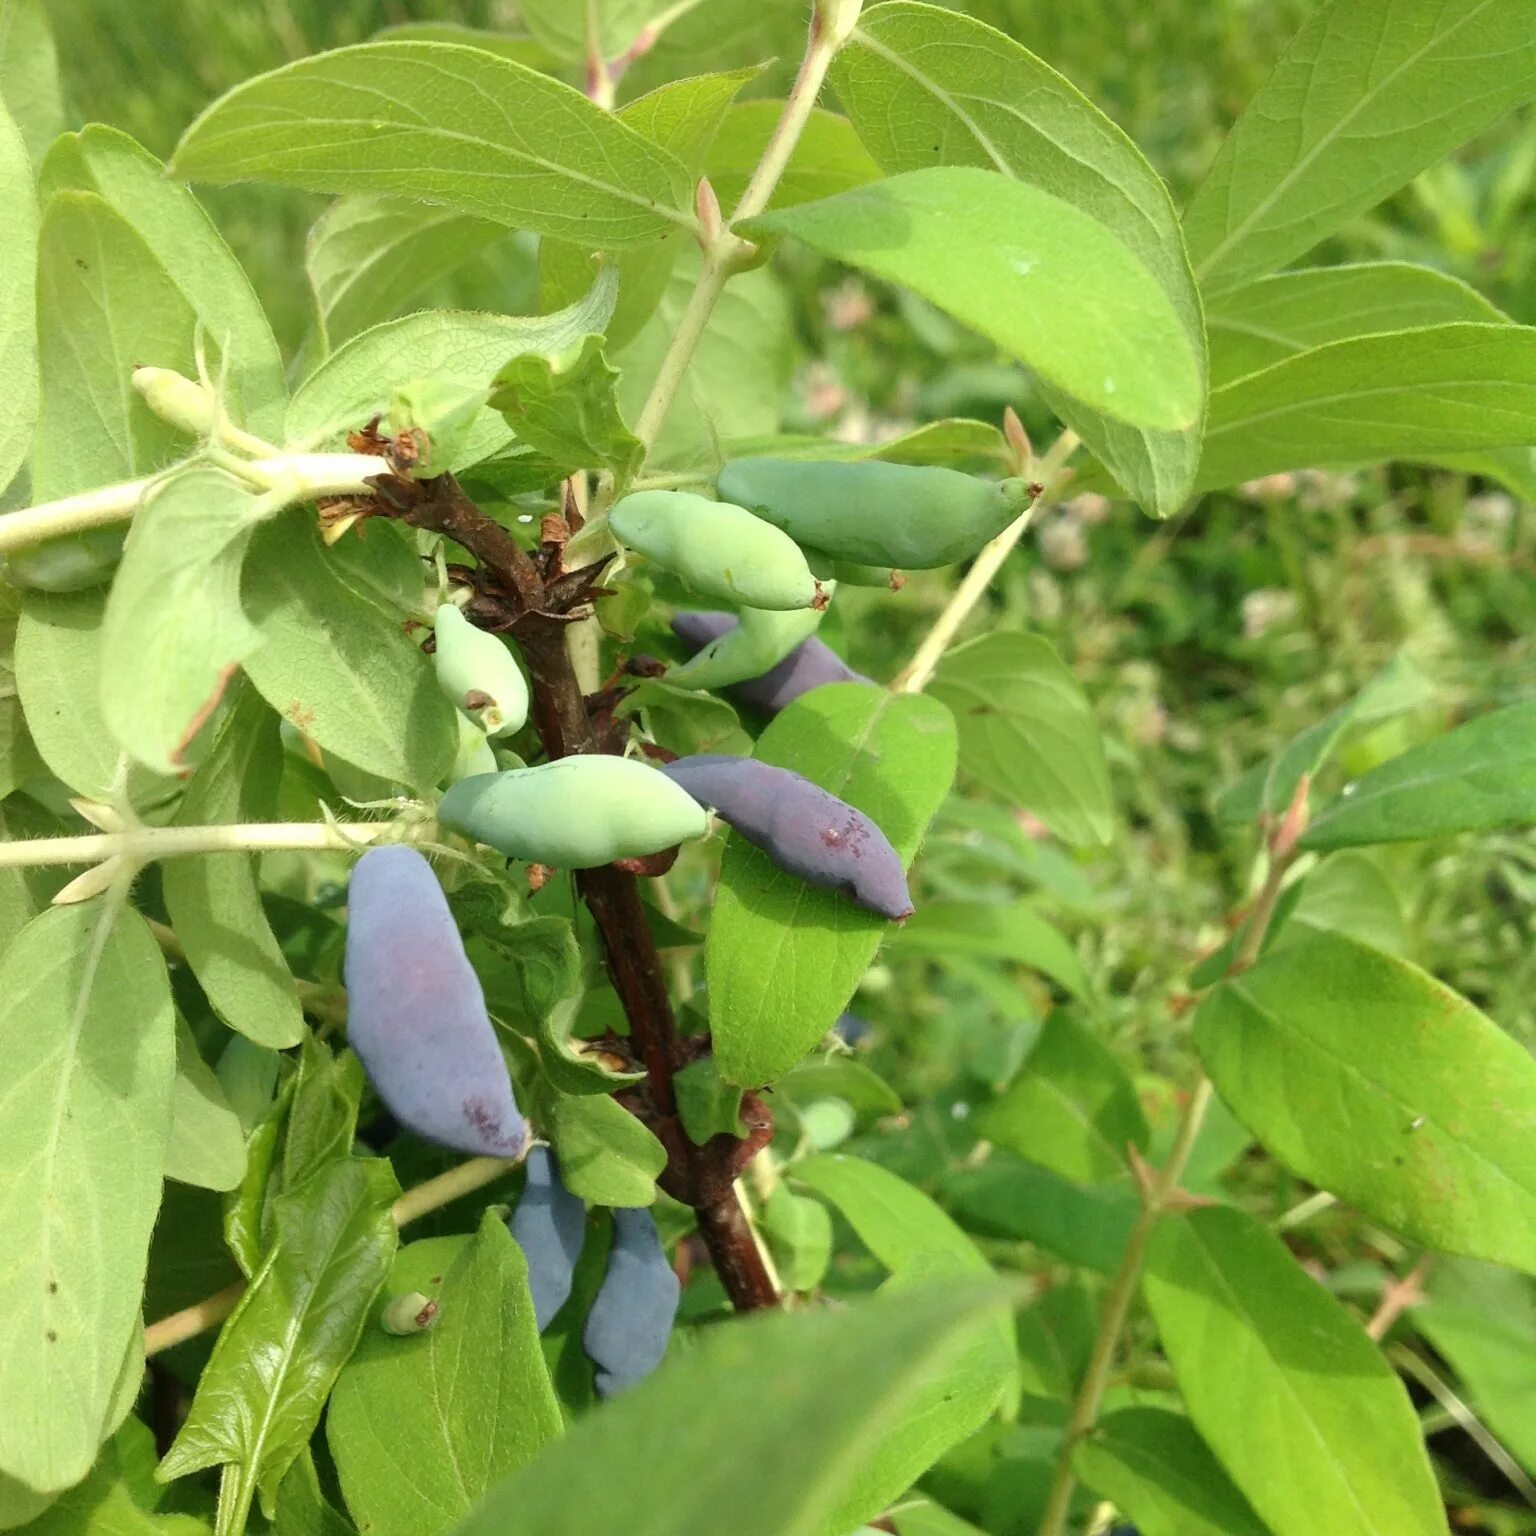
[1144,1206,1444,1536]
[0,905,175,1493]
[740,166,1201,433]
[171,42,693,249]
[1196,928,1536,1273]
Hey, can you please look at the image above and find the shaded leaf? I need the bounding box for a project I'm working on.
[0,96,35,499]
[929,632,1113,848]
[165,1017,248,1193]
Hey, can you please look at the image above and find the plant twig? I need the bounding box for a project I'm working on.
[400,476,780,1311]
[892,428,1080,694]
[141,1155,519,1357]
[1035,776,1311,1536]
[0,819,403,871]
[626,5,855,459]
[0,453,384,556]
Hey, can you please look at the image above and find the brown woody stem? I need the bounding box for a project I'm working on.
[402,475,779,1312]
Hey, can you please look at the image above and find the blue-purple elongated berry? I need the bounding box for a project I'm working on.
[344,846,528,1158]
[670,611,871,715]
[660,754,914,920]
[582,1206,681,1398]
[508,1146,586,1331]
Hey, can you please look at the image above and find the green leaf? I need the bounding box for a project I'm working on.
[20,1436,209,1534]
[451,1279,1010,1536]
[1195,928,1536,1273]
[617,680,753,760]
[518,0,674,60]
[1303,700,1536,850]
[1197,323,1536,492]
[938,1160,1138,1276]
[1184,0,1536,294]
[540,68,758,352]
[274,1448,356,1536]
[977,1011,1148,1184]
[1014,1279,1095,1399]
[707,683,956,1086]
[547,1092,666,1207]
[100,464,266,774]
[895,901,1092,1002]
[241,512,458,791]
[831,0,1205,514]
[674,1057,746,1145]
[31,191,194,503]
[704,101,881,210]
[0,905,175,1493]
[892,1504,988,1536]
[40,127,287,439]
[14,590,167,803]
[759,1187,833,1293]
[742,166,1200,434]
[1143,1206,1444,1536]
[0,98,35,500]
[0,0,65,167]
[1215,652,1432,826]
[288,270,617,468]
[328,1213,562,1536]
[1283,852,1409,959]
[490,333,642,479]
[161,686,305,1049]
[171,42,693,249]
[280,1036,365,1193]
[776,1057,903,1125]
[158,1157,400,1516]
[305,196,511,350]
[165,1017,248,1193]
[1073,1406,1269,1536]
[370,21,556,70]
[615,246,793,467]
[1414,1259,1536,1476]
[1207,261,1508,388]
[928,632,1113,848]
[794,1153,990,1277]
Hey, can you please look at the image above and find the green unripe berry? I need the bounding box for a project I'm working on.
[718,458,1034,569]
[439,755,709,868]
[667,599,830,693]
[132,366,217,439]
[804,547,899,588]
[610,490,820,611]
[433,603,529,738]
[446,711,498,785]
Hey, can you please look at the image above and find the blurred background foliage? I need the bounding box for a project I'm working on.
[43,2,1536,1526]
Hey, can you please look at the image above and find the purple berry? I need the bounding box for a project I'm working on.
[344,846,528,1159]
[670,611,871,715]
[583,1207,680,1397]
[508,1146,586,1331]
[659,754,914,920]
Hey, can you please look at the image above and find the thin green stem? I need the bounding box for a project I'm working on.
[892,428,1080,695]
[1036,789,1307,1536]
[0,819,403,870]
[0,453,384,556]
[627,7,852,459]
[1034,1077,1214,1536]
